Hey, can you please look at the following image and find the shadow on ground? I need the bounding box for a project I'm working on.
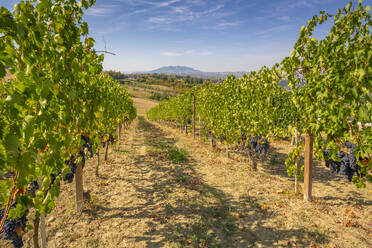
[86,117,334,247]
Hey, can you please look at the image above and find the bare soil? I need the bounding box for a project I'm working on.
[2,114,369,248]
[132,98,158,115]
[1,98,371,248]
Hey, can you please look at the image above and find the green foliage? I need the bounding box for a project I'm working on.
[147,91,193,125]
[168,148,188,164]
[282,1,371,187]
[148,91,171,101]
[0,0,136,224]
[107,71,208,88]
[147,1,371,188]
[285,145,304,180]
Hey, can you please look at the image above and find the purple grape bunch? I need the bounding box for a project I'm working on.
[1,202,28,248]
[323,142,359,182]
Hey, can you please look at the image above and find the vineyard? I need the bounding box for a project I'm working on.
[147,1,371,197]
[0,0,371,248]
[0,0,136,247]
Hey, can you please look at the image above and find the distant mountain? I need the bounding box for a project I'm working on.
[131,66,288,87]
[145,66,247,78]
[150,66,201,74]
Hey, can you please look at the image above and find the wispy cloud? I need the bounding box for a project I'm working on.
[148,17,171,24]
[160,50,213,56]
[202,20,244,30]
[119,0,228,29]
[217,21,244,28]
[119,0,182,18]
[85,5,119,16]
[145,0,181,8]
[130,9,148,15]
[147,3,226,25]
[287,1,312,9]
[200,4,224,15]
[278,16,290,21]
[275,0,313,11]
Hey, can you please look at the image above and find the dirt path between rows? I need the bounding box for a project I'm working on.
[13,116,371,248]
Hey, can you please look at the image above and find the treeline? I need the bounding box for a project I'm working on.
[148,91,171,101]
[106,71,218,88]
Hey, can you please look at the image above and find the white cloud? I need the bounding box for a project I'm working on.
[85,5,118,16]
[172,6,189,14]
[148,17,170,24]
[120,0,182,18]
[130,9,148,15]
[287,1,312,9]
[217,21,244,28]
[119,0,230,30]
[201,20,244,30]
[276,0,312,11]
[146,0,181,7]
[278,16,290,21]
[146,3,227,26]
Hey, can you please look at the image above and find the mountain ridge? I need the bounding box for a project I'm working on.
[127,66,288,86]
[143,66,247,78]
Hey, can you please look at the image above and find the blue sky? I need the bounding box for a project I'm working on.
[1,0,368,72]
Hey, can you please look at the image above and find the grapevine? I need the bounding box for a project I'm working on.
[147,1,371,193]
[0,0,136,246]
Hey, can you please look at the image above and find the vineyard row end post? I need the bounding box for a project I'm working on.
[304,132,313,201]
[193,94,196,138]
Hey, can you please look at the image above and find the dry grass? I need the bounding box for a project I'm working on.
[1,93,370,248]
[126,86,152,99]
[126,84,173,100]
[150,84,173,91]
[132,97,158,116]
[2,115,369,248]
[159,123,372,248]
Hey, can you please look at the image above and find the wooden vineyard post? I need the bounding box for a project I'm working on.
[40,213,46,248]
[294,127,299,194]
[226,144,229,158]
[105,142,109,161]
[210,133,216,148]
[247,149,257,171]
[198,115,201,140]
[118,123,122,140]
[96,151,100,177]
[75,162,84,212]
[32,205,46,248]
[193,94,196,138]
[304,132,313,201]
[33,216,40,248]
[35,154,47,248]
